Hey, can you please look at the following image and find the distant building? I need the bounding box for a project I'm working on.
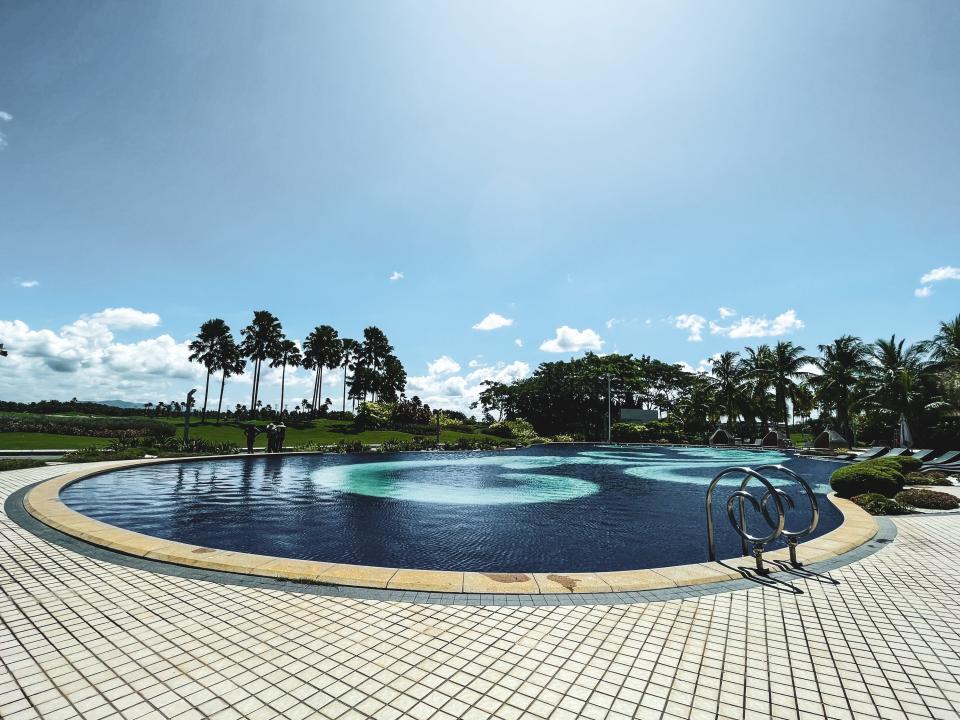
[619,408,659,423]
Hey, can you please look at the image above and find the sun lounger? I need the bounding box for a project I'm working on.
[881,448,909,458]
[922,450,960,469]
[907,449,936,462]
[852,447,889,462]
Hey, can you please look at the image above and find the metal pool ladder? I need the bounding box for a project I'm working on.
[705,464,819,574]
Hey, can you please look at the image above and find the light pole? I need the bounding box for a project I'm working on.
[606,374,612,443]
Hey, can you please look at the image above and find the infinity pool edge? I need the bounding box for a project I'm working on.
[24,454,878,595]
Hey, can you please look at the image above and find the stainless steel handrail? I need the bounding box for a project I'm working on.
[705,464,819,574]
[706,467,784,574]
[755,464,820,567]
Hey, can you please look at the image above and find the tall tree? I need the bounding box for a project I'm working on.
[214,337,245,425]
[188,319,232,424]
[239,310,283,418]
[924,314,960,372]
[303,325,342,416]
[709,351,743,433]
[339,338,360,413]
[271,338,303,414]
[768,341,810,429]
[808,335,869,444]
[862,335,928,427]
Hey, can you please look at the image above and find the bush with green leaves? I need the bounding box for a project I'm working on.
[851,492,911,515]
[0,414,175,441]
[895,488,960,510]
[830,460,905,499]
[487,419,542,444]
[871,456,922,474]
[904,471,952,486]
[0,458,49,471]
[549,434,576,443]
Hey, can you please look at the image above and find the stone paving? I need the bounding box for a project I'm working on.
[2,464,960,720]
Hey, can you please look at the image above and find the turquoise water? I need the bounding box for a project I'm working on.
[61,444,842,572]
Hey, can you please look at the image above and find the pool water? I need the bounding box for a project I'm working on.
[60,444,843,572]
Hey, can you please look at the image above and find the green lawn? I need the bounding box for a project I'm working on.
[168,418,503,448]
[0,433,113,450]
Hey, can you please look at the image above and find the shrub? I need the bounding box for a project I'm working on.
[830,460,905,499]
[895,488,960,510]
[0,414,175,441]
[611,420,684,444]
[487,419,542,444]
[904,471,952,486]
[0,458,48,471]
[549,434,576,443]
[851,493,911,515]
[872,456,922,474]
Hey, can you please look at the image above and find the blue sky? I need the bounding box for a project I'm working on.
[1,1,959,412]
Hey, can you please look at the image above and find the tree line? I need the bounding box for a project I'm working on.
[187,311,406,423]
[475,315,960,447]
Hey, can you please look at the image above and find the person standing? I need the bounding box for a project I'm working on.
[276,422,286,452]
[266,423,276,453]
[244,425,261,454]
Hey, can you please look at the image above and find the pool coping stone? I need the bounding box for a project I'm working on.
[21,453,879,596]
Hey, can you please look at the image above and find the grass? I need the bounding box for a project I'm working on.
[0,433,113,450]
[168,418,504,448]
[1,418,504,450]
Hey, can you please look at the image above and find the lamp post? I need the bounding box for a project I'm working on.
[606,374,612,443]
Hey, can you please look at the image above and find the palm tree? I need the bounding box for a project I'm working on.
[767,341,810,430]
[924,314,960,372]
[188,319,232,424]
[214,338,245,424]
[709,351,743,434]
[339,338,360,413]
[302,325,342,417]
[739,345,778,432]
[271,338,303,414]
[862,335,928,427]
[808,335,869,444]
[239,310,283,418]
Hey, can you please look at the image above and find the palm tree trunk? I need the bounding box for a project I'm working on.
[251,359,261,418]
[280,363,287,414]
[318,366,324,414]
[201,369,211,424]
[216,372,226,425]
[342,369,347,413]
[312,369,320,417]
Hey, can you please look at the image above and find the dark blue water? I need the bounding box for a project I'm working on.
[60,444,843,572]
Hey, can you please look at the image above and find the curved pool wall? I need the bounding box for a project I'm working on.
[58,444,844,573]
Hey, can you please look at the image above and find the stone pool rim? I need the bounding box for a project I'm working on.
[24,452,878,595]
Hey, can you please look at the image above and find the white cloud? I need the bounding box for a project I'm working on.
[539,326,604,353]
[920,266,960,284]
[605,318,618,329]
[19,280,39,288]
[389,271,404,281]
[709,309,804,339]
[514,338,523,347]
[427,355,461,375]
[472,312,514,331]
[90,307,161,329]
[673,314,707,342]
[718,307,737,319]
[407,359,530,414]
[676,353,721,375]
[0,110,10,149]
[915,286,933,298]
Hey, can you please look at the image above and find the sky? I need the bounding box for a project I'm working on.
[1,0,959,414]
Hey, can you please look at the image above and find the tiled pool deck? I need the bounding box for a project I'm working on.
[2,463,959,720]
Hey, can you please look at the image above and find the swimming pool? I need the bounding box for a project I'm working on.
[60,444,843,573]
